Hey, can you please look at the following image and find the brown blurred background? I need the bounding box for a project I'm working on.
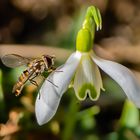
[0,0,140,140]
[0,0,140,71]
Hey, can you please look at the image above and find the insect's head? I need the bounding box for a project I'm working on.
[42,55,55,69]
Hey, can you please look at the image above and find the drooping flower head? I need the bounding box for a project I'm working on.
[35,6,140,125]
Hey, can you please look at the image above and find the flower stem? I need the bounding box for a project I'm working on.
[83,6,102,39]
[61,90,80,140]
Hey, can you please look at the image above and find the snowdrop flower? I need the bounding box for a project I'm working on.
[35,6,140,125]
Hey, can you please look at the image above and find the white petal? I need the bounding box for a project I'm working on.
[74,53,103,101]
[42,51,82,101]
[35,94,60,125]
[92,55,140,108]
[35,51,81,125]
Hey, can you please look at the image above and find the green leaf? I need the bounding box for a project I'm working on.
[120,99,139,128]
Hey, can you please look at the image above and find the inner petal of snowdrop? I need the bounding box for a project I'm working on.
[74,53,103,101]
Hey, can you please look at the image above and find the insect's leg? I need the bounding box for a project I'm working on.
[29,74,39,87]
[47,79,58,88]
[54,70,63,72]
[37,78,58,100]
[42,67,59,87]
[47,69,53,73]
[47,67,55,73]
[50,66,63,73]
[29,79,39,87]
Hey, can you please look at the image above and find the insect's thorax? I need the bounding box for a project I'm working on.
[28,59,46,74]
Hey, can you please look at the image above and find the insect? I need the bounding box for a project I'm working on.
[1,54,56,96]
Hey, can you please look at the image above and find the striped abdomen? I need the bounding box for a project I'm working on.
[12,69,31,96]
[12,60,45,96]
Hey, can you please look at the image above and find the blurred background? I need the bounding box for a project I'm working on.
[0,0,140,140]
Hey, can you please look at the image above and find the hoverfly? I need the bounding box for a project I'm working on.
[1,54,56,96]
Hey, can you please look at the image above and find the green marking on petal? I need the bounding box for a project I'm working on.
[76,83,99,101]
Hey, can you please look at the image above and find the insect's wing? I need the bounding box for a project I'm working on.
[1,54,31,68]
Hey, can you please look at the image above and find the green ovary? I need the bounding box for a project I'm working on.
[77,83,98,100]
[76,29,92,52]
